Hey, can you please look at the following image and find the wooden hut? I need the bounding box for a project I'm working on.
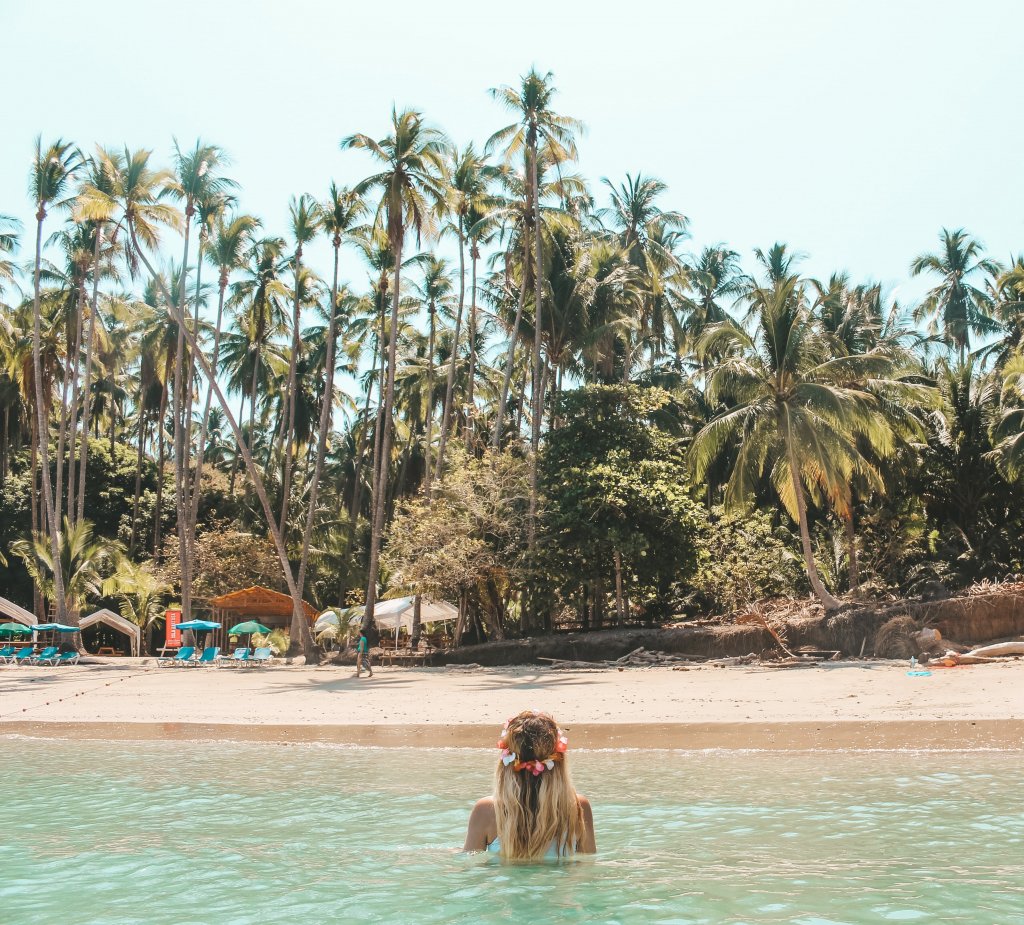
[208,586,317,647]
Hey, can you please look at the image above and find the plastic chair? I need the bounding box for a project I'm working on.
[250,647,273,667]
[190,646,221,667]
[158,646,196,667]
[219,647,251,668]
[29,646,59,665]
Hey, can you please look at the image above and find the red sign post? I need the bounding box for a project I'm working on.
[165,609,183,648]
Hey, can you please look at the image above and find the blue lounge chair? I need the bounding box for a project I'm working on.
[51,651,80,666]
[0,646,15,663]
[250,647,273,668]
[158,646,196,667]
[10,646,37,665]
[219,647,251,668]
[29,646,60,665]
[190,646,221,667]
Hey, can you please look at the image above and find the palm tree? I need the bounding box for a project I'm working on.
[79,146,317,661]
[911,229,1001,363]
[166,140,234,621]
[488,70,582,549]
[188,211,259,545]
[991,352,1024,481]
[679,246,745,354]
[11,518,122,629]
[433,143,498,484]
[0,213,20,294]
[102,558,170,656]
[342,107,447,626]
[29,137,82,624]
[412,254,455,494]
[278,194,323,540]
[688,260,912,610]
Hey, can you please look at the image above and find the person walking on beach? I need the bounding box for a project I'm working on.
[463,710,596,860]
[354,628,373,678]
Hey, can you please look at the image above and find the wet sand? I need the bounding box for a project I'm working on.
[2,659,1022,750]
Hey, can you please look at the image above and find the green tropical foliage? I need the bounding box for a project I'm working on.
[3,70,1024,648]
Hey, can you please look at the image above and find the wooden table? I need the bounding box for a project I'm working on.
[96,646,124,657]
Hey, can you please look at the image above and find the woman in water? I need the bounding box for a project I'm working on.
[463,710,596,860]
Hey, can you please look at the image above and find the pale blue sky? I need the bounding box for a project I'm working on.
[2,0,1022,308]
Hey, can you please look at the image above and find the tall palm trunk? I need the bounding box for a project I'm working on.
[296,239,342,638]
[466,244,479,442]
[784,413,841,610]
[128,221,316,660]
[433,227,466,488]
[528,137,544,550]
[172,207,193,618]
[55,282,83,519]
[128,399,147,555]
[30,209,69,623]
[491,234,531,450]
[363,238,403,629]
[153,383,167,558]
[279,248,305,535]
[73,225,103,525]
[187,266,227,557]
[423,303,436,494]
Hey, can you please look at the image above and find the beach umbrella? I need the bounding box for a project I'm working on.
[228,621,269,636]
[314,611,340,632]
[33,623,80,632]
[227,620,269,649]
[0,622,32,637]
[176,619,221,648]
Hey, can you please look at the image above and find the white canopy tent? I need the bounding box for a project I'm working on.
[0,596,37,628]
[346,597,458,643]
[80,608,141,657]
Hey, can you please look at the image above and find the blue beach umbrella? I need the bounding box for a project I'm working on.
[34,623,80,632]
[175,619,221,648]
[176,620,221,631]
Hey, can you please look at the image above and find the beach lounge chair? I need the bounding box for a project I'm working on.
[190,646,221,667]
[158,646,196,667]
[51,651,80,666]
[28,646,59,665]
[250,647,273,668]
[10,646,37,665]
[0,646,15,663]
[219,647,251,668]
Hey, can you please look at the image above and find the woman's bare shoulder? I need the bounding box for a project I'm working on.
[470,796,496,818]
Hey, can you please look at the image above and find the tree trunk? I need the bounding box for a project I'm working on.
[433,228,466,487]
[528,138,544,552]
[128,220,317,661]
[56,283,83,521]
[279,247,304,536]
[74,225,103,525]
[295,239,343,644]
[423,302,436,497]
[845,512,860,591]
[153,385,167,558]
[172,206,194,620]
[128,400,146,556]
[785,414,841,610]
[466,244,479,443]
[30,210,69,624]
[613,550,625,623]
[187,270,227,565]
[411,594,421,649]
[491,235,530,451]
[362,236,403,631]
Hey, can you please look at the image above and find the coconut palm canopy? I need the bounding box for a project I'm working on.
[1,73,1024,653]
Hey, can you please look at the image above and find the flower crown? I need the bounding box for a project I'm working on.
[497,718,569,776]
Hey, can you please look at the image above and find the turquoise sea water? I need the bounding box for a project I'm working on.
[1,737,1022,925]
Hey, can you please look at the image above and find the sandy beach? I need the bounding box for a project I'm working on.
[2,658,1022,750]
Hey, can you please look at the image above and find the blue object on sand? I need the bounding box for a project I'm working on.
[907,669,932,676]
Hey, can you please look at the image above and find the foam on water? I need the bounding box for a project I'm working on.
[1,738,1022,924]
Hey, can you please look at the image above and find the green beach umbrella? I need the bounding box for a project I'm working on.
[228,621,270,636]
[0,622,32,637]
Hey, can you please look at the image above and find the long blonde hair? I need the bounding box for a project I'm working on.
[493,711,584,861]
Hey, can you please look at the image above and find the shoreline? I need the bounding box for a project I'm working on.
[2,659,1022,751]
[2,717,1023,751]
